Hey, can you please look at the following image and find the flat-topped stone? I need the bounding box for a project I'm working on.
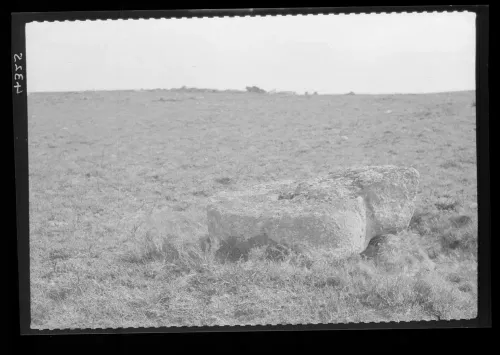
[207,165,420,258]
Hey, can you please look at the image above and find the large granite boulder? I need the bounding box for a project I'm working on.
[206,165,420,259]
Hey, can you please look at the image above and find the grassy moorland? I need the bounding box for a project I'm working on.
[28,89,477,329]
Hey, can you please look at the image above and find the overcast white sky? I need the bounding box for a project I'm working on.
[26,12,476,94]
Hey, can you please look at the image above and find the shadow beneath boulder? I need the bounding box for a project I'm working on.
[360,234,390,259]
[214,233,304,264]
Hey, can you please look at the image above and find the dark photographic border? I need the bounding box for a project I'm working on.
[11,5,490,337]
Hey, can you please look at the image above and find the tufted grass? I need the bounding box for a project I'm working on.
[28,89,477,328]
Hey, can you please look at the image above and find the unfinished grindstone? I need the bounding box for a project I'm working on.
[207,165,420,259]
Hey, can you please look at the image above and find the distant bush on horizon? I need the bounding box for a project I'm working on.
[245,86,267,94]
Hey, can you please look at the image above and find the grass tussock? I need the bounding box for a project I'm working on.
[214,177,233,185]
[409,207,477,259]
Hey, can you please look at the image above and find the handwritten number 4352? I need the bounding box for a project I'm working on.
[13,53,24,94]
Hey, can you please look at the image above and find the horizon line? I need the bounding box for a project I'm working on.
[27,87,476,96]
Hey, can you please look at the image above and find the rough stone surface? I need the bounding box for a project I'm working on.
[207,165,420,258]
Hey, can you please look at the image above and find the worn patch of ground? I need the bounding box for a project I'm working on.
[28,90,477,328]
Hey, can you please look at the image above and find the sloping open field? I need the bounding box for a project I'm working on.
[28,90,477,329]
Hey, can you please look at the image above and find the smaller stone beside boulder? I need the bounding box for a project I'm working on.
[361,233,436,276]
